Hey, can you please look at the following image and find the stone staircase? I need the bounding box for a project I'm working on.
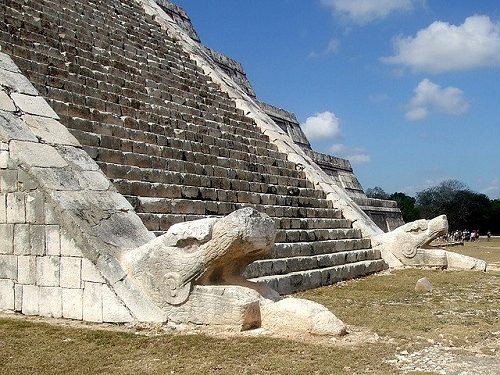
[0,0,386,294]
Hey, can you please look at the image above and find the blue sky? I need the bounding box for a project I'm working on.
[174,0,500,199]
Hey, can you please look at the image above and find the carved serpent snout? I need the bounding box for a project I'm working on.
[197,207,277,284]
[122,208,276,307]
[373,215,449,262]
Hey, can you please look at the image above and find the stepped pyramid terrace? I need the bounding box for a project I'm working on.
[0,0,487,333]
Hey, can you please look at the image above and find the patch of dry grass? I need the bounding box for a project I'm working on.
[0,318,395,374]
[446,237,500,265]
[1,243,499,374]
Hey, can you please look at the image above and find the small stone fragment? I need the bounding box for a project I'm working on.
[415,277,432,293]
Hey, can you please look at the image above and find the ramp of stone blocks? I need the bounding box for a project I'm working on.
[0,0,386,295]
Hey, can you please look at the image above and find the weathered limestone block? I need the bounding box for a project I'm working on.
[96,253,127,284]
[111,277,166,322]
[60,257,82,288]
[102,285,134,323]
[163,285,262,330]
[0,254,16,279]
[36,256,60,286]
[75,170,111,191]
[29,167,81,191]
[445,251,487,271]
[45,225,61,255]
[82,282,103,322]
[25,191,45,224]
[260,297,347,336]
[0,69,38,96]
[10,140,68,168]
[22,285,39,315]
[18,169,39,191]
[0,90,16,112]
[6,192,25,223]
[55,145,100,171]
[93,211,154,250]
[0,111,38,142]
[44,204,58,225]
[0,52,21,73]
[0,279,15,310]
[0,195,5,222]
[13,224,31,255]
[81,258,105,283]
[60,230,83,257]
[0,223,14,254]
[17,255,36,284]
[0,169,18,193]
[39,287,62,318]
[62,288,83,320]
[21,115,79,146]
[14,284,22,311]
[10,94,59,119]
[30,225,45,255]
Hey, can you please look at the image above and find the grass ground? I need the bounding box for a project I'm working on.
[446,236,500,265]
[1,241,498,374]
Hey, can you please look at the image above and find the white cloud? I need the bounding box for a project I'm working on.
[405,79,469,121]
[308,39,340,59]
[321,0,415,24]
[329,143,371,164]
[382,15,500,73]
[301,111,341,140]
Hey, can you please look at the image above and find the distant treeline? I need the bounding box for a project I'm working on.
[366,180,500,235]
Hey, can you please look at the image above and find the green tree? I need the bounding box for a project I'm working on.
[488,199,500,234]
[415,180,493,232]
[390,192,420,222]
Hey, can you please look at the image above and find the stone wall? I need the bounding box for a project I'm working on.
[0,114,133,322]
[0,146,132,322]
[0,50,162,322]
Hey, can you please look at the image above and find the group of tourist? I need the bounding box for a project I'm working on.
[448,229,484,243]
[447,229,494,242]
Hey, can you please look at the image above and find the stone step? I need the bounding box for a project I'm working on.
[270,238,372,258]
[136,211,348,233]
[136,204,344,231]
[107,170,318,196]
[128,188,332,210]
[56,101,275,152]
[244,248,381,279]
[276,217,350,230]
[99,163,313,189]
[249,259,387,295]
[93,145,304,181]
[275,228,362,243]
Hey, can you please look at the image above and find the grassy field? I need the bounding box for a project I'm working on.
[1,240,498,374]
[446,236,500,265]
